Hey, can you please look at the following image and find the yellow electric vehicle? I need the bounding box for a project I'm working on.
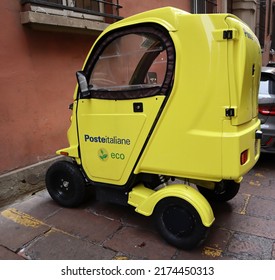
[46,7,262,249]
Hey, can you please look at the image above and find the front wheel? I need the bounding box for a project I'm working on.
[153,197,209,250]
[46,160,87,207]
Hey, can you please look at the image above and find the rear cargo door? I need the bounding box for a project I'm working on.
[225,16,261,125]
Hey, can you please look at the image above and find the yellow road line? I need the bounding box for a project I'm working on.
[1,208,77,238]
[239,193,251,215]
[249,180,261,187]
[113,255,129,260]
[1,208,46,228]
[202,246,223,258]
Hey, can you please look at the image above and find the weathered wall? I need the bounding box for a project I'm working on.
[119,0,190,17]
[0,0,95,174]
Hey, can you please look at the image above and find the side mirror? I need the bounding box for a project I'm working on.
[76,71,90,98]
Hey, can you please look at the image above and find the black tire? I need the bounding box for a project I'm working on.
[154,197,209,250]
[197,180,240,202]
[46,160,87,207]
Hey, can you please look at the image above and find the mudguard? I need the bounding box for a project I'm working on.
[128,184,215,227]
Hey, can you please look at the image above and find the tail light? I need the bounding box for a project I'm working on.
[258,105,275,116]
[240,150,248,165]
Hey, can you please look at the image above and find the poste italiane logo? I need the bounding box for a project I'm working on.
[98,148,108,161]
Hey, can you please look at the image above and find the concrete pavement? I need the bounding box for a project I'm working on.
[0,153,275,260]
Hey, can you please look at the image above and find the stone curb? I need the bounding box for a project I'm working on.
[0,156,62,208]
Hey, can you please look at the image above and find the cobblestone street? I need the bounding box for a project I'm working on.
[0,153,274,260]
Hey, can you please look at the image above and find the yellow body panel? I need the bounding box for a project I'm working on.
[57,99,81,163]
[128,184,215,227]
[77,96,165,185]
[221,118,261,178]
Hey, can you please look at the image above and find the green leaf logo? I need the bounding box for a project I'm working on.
[98,148,108,161]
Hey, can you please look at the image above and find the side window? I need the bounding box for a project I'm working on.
[90,34,167,89]
[87,28,173,100]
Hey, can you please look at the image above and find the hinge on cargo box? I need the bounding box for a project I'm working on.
[225,108,235,117]
[223,30,233,39]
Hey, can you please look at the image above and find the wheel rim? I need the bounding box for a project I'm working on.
[53,174,75,201]
[162,205,195,237]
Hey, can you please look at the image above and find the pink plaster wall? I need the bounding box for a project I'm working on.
[0,1,94,173]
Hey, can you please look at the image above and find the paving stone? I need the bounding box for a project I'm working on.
[246,196,275,221]
[45,207,121,243]
[204,227,232,251]
[87,201,156,231]
[241,183,275,200]
[86,201,130,221]
[20,229,116,260]
[229,193,251,215]
[0,208,50,251]
[174,246,208,260]
[174,227,232,260]
[0,245,24,260]
[175,245,234,260]
[11,191,62,221]
[227,233,273,259]
[121,210,156,231]
[104,226,176,259]
[214,212,275,240]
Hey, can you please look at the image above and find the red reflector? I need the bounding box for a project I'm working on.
[60,151,69,156]
[259,105,275,116]
[240,150,248,165]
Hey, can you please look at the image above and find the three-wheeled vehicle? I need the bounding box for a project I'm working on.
[46,7,262,249]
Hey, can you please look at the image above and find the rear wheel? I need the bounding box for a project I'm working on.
[197,180,240,202]
[154,197,209,250]
[46,160,86,207]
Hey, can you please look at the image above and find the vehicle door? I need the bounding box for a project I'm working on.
[76,25,175,186]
